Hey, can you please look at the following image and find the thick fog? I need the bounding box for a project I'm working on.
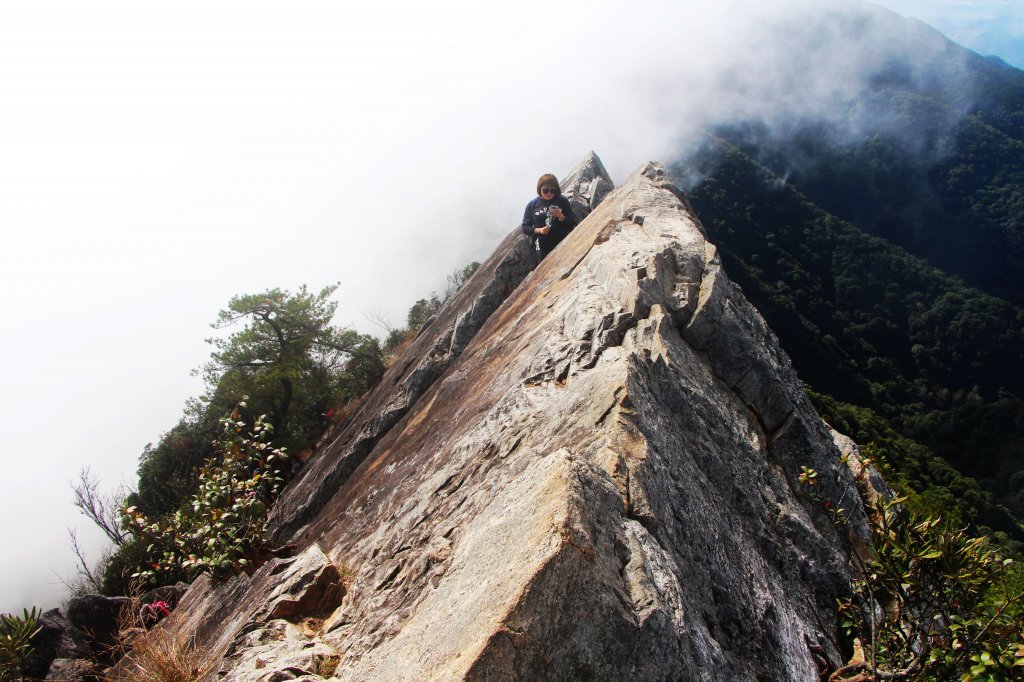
[0,0,1014,612]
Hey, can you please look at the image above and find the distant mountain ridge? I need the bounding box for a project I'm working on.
[675,31,1024,538]
[701,32,1024,306]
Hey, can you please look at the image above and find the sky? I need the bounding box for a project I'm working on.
[1,0,1021,614]
[879,0,1024,65]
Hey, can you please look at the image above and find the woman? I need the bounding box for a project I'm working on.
[521,173,578,259]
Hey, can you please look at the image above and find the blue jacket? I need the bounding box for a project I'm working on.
[520,195,577,255]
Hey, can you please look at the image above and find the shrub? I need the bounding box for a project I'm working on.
[116,629,206,682]
[122,408,288,584]
[830,497,1024,681]
[0,608,41,682]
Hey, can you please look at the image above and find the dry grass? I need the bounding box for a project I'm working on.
[313,652,340,677]
[117,628,207,682]
[101,580,208,682]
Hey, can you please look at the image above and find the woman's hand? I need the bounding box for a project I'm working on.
[549,208,564,221]
[535,226,550,235]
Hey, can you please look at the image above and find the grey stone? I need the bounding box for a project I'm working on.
[562,149,614,218]
[66,594,128,653]
[150,156,868,681]
[24,609,92,679]
[108,544,346,681]
[267,151,615,543]
[142,582,189,609]
[45,656,100,681]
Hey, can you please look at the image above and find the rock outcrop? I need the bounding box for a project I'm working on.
[268,151,615,543]
[24,609,93,680]
[144,154,870,681]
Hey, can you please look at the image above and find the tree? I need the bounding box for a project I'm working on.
[405,296,441,332]
[830,498,1024,681]
[73,284,388,594]
[126,284,384,521]
[65,467,130,594]
[444,261,481,299]
[129,405,223,517]
[201,284,371,437]
[71,466,128,546]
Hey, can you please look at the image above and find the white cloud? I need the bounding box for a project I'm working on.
[0,0,1011,613]
[872,0,1024,65]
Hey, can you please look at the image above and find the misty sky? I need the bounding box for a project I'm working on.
[1,0,1021,613]
[881,0,1024,65]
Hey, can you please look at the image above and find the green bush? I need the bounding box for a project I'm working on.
[128,284,384,519]
[832,497,1024,681]
[101,538,161,597]
[0,608,41,682]
[122,408,289,584]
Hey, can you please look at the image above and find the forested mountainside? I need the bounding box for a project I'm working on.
[675,49,1024,548]
[705,35,1024,308]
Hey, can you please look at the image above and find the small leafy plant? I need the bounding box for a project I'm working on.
[122,407,289,584]
[0,608,42,682]
[798,465,849,526]
[830,497,1024,681]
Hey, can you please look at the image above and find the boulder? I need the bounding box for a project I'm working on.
[65,594,128,653]
[23,608,92,680]
[141,582,189,609]
[108,544,345,681]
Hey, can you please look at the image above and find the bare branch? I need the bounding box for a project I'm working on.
[66,527,106,594]
[71,467,129,546]
[362,308,397,335]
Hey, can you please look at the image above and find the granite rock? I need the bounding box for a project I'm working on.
[142,155,869,681]
[268,151,615,543]
[24,609,92,679]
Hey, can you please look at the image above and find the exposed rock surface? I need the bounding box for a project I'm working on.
[25,609,93,680]
[45,656,100,681]
[143,154,869,681]
[562,150,613,219]
[268,152,614,543]
[830,427,891,514]
[66,595,128,655]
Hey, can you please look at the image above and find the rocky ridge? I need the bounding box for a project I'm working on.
[268,151,614,543]
[146,154,871,681]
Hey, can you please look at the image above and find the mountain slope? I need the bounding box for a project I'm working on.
[667,19,1024,538]
[679,139,1024,535]
[709,39,1024,306]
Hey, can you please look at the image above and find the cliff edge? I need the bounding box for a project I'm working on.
[147,155,869,681]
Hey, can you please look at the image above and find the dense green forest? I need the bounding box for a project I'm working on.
[669,35,1024,550]
[713,45,1024,307]
[678,139,1024,546]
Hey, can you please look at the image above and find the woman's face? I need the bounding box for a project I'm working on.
[540,185,557,200]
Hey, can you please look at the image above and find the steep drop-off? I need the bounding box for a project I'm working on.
[150,156,871,681]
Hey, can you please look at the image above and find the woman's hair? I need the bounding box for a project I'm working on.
[536,174,561,196]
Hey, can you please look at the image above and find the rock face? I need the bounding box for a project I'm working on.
[268,151,615,543]
[147,155,870,681]
[24,609,92,680]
